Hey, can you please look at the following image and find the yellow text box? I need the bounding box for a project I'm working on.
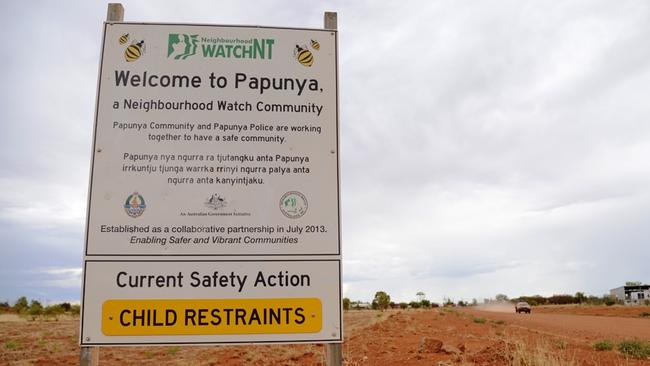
[102,298,322,336]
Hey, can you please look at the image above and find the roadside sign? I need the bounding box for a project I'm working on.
[86,23,339,257]
[81,22,340,345]
[82,260,340,344]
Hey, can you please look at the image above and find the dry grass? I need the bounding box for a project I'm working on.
[235,344,323,365]
[343,310,392,336]
[510,339,576,366]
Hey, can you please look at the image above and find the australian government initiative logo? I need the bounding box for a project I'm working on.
[179,193,251,217]
[167,33,275,60]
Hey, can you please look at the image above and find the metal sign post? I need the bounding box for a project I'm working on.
[323,11,341,366]
[80,5,122,365]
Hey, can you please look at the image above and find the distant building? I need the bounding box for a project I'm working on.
[610,285,650,305]
[352,302,371,310]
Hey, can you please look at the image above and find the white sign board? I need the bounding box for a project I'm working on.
[81,22,340,345]
[82,260,341,344]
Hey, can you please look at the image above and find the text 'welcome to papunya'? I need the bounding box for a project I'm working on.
[114,71,321,96]
[102,298,322,335]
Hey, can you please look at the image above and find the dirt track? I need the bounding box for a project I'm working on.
[466,308,650,342]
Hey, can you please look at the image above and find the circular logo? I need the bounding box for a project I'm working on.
[124,192,146,218]
[280,191,308,219]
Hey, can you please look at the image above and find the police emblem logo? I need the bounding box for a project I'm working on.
[124,192,146,218]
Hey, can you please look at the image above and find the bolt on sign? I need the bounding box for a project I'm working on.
[81,22,341,345]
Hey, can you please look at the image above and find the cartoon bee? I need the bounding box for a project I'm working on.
[310,39,320,51]
[124,40,145,62]
[294,45,314,67]
[118,33,129,45]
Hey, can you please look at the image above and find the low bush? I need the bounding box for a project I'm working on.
[5,340,20,350]
[617,340,650,359]
[43,304,66,319]
[593,340,614,351]
[70,304,81,315]
[604,298,616,306]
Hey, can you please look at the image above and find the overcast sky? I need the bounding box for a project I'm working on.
[1,0,649,305]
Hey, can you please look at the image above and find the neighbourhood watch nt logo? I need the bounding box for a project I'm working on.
[167,33,275,60]
[168,34,199,60]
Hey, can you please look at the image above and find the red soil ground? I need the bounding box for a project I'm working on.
[1,306,649,365]
[533,304,650,318]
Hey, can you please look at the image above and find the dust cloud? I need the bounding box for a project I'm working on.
[475,302,515,313]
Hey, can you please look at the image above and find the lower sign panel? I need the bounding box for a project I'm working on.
[81,260,341,345]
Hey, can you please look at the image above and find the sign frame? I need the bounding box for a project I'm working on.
[80,15,342,348]
[80,259,342,345]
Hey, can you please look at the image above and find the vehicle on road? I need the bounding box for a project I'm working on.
[515,302,531,314]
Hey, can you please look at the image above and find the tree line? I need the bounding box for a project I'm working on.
[343,291,440,310]
[0,296,80,320]
[510,292,618,306]
[341,289,626,311]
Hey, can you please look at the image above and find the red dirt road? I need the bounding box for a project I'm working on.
[467,308,650,342]
[534,305,650,318]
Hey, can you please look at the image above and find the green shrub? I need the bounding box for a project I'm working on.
[70,304,81,315]
[593,340,613,351]
[372,291,390,311]
[473,317,487,324]
[28,300,43,320]
[617,340,650,359]
[43,304,65,319]
[5,340,20,350]
[14,297,29,313]
[443,298,454,307]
